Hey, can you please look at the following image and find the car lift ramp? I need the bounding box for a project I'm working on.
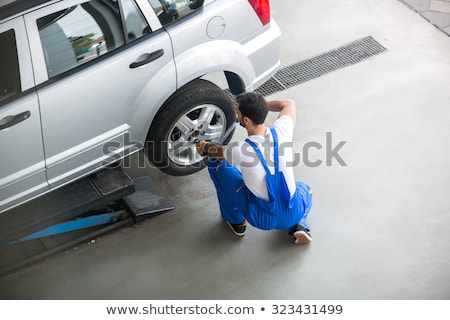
[0,167,175,276]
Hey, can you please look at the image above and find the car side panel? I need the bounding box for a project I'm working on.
[0,17,48,214]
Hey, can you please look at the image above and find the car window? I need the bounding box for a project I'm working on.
[122,0,151,41]
[37,0,151,78]
[148,0,203,26]
[0,29,21,103]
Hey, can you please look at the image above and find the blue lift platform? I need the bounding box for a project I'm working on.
[0,167,175,276]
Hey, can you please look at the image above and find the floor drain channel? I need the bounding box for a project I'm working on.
[254,35,387,96]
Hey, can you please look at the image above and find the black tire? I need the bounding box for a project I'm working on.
[146,79,235,176]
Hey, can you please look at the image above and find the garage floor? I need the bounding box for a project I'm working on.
[1,0,449,299]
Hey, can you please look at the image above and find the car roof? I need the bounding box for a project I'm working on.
[0,0,56,21]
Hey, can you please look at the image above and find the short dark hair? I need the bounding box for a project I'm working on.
[235,92,268,125]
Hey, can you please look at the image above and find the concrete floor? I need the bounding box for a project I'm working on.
[1,0,450,299]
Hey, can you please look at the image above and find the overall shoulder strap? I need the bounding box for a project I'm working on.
[245,127,280,175]
[270,128,280,173]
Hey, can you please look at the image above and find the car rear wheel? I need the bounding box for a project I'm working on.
[146,79,235,176]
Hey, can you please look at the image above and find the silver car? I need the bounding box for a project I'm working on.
[0,0,281,214]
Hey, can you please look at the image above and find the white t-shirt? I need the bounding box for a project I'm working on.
[224,115,297,201]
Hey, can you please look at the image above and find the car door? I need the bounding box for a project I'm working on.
[0,17,48,213]
[24,0,175,188]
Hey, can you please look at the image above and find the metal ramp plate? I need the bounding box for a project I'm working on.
[123,176,175,221]
[89,168,134,196]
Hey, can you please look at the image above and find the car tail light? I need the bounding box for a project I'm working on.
[248,0,270,25]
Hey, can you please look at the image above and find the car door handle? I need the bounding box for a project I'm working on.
[129,49,164,69]
[0,111,31,131]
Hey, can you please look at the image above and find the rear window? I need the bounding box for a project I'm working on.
[148,0,203,26]
[37,0,151,78]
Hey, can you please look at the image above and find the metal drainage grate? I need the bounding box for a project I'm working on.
[254,35,387,96]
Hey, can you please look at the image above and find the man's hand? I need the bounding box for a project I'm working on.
[195,140,225,159]
[196,140,208,156]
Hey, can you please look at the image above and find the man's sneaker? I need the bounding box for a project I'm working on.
[289,224,312,245]
[225,219,247,237]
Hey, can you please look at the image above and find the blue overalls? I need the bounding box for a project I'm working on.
[208,127,312,233]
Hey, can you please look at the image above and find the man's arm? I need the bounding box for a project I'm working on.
[267,99,296,124]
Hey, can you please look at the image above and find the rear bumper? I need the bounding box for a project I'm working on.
[243,18,281,91]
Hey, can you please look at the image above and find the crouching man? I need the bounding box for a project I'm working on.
[196,92,313,244]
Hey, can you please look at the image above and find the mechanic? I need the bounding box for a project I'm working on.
[196,92,313,244]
